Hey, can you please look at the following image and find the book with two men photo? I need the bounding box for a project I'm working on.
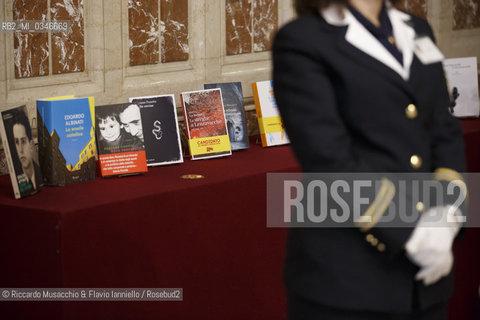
[95,103,148,177]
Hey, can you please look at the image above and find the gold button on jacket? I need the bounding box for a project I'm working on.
[405,104,418,119]
[410,155,422,169]
[273,8,467,312]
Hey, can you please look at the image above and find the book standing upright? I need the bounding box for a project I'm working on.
[252,80,289,147]
[129,95,183,166]
[181,89,232,160]
[36,97,96,185]
[204,82,250,151]
[0,105,43,198]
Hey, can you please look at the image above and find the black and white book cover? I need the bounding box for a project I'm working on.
[0,141,8,175]
[0,105,43,199]
[129,94,183,166]
[204,82,250,150]
[95,103,148,176]
[443,57,479,118]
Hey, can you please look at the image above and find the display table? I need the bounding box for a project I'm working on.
[0,121,479,319]
[461,118,480,173]
[450,118,480,320]
[0,140,300,319]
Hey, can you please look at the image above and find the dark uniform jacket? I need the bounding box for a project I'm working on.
[272,4,466,313]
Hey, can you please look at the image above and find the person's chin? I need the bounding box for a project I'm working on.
[21,162,31,170]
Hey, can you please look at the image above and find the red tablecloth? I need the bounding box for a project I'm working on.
[449,118,480,320]
[0,140,300,320]
[1,120,479,320]
[461,118,480,173]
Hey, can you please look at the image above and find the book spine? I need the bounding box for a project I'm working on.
[169,95,184,163]
[251,82,268,147]
[36,102,54,185]
[0,115,21,199]
[180,93,193,158]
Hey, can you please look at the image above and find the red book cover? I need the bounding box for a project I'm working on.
[181,89,232,160]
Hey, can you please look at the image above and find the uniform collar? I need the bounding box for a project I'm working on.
[320,1,415,80]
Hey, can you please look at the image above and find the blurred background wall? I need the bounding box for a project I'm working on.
[0,0,478,137]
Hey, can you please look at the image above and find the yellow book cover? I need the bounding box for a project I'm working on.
[251,80,289,147]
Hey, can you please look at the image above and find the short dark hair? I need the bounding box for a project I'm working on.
[96,108,120,124]
[294,0,401,15]
[120,103,139,113]
[13,109,32,141]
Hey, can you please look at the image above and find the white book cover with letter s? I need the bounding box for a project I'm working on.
[443,57,479,118]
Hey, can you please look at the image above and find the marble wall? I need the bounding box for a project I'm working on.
[128,0,188,66]
[51,0,85,74]
[397,0,480,31]
[13,0,85,78]
[1,0,479,140]
[226,0,277,55]
[13,0,49,78]
[225,0,252,55]
[253,0,278,52]
[160,0,188,63]
[453,0,480,30]
[397,0,428,19]
[128,0,159,66]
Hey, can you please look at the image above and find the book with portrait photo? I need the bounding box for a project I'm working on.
[0,105,43,199]
[181,89,232,160]
[37,96,96,185]
[128,94,183,166]
[0,140,8,176]
[252,80,290,147]
[95,103,148,177]
[204,82,250,151]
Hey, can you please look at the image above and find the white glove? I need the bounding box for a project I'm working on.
[405,205,462,286]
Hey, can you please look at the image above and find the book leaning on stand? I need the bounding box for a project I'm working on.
[180,89,232,160]
[252,80,289,147]
[36,96,96,185]
[204,82,250,151]
[443,57,480,118]
[95,103,148,177]
[0,105,44,199]
[128,95,183,166]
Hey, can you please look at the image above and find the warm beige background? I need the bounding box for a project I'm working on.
[0,0,479,135]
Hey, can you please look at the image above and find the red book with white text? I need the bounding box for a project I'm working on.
[180,89,232,160]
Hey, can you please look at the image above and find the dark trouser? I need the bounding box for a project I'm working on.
[287,293,447,320]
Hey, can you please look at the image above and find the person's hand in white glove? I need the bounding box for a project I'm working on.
[405,205,463,286]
